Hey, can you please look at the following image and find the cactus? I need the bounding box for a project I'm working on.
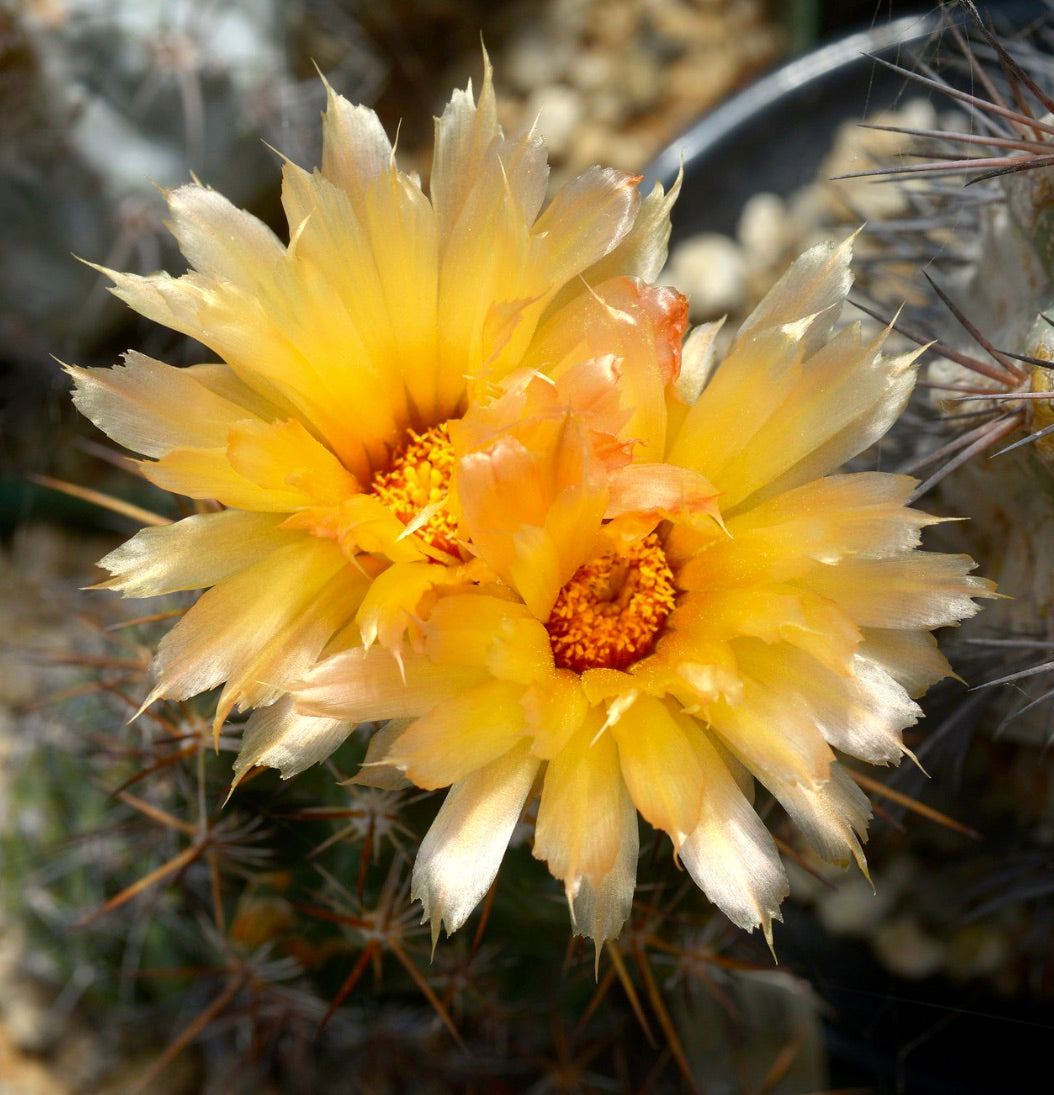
[10,2,1054,1091]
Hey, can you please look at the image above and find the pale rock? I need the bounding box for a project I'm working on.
[737,191,789,271]
[815,875,891,938]
[525,84,583,160]
[873,915,947,979]
[664,233,748,320]
[505,27,573,92]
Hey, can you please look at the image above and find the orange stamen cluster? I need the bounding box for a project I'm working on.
[546,533,677,673]
[371,423,461,558]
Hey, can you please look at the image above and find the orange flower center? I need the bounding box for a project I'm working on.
[546,533,676,673]
[370,423,461,559]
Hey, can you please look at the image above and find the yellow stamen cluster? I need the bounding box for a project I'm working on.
[546,532,677,673]
[371,422,461,558]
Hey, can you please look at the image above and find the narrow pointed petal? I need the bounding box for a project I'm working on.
[151,539,358,716]
[534,711,627,888]
[859,627,954,697]
[570,793,639,949]
[412,741,540,940]
[608,696,706,846]
[165,183,287,291]
[383,680,528,789]
[97,510,298,596]
[531,168,642,289]
[294,644,488,723]
[233,696,352,786]
[577,175,679,285]
[805,553,995,629]
[777,763,872,873]
[738,234,855,353]
[319,79,394,204]
[65,354,275,458]
[680,730,788,938]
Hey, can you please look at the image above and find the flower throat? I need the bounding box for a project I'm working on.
[546,533,676,673]
[371,422,461,558]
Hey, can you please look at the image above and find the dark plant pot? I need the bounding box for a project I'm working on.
[646,2,1049,242]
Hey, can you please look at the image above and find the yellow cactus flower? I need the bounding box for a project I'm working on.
[293,237,995,948]
[65,60,679,762]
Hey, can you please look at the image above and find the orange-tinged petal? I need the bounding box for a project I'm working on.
[457,426,608,618]
[382,679,528,789]
[522,671,588,759]
[606,461,721,530]
[523,277,687,460]
[294,644,489,724]
[534,709,628,887]
[607,696,706,845]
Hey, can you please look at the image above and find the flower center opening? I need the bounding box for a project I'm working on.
[370,422,461,559]
[546,532,677,673]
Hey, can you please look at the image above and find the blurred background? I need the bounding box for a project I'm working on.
[3,2,1053,1093]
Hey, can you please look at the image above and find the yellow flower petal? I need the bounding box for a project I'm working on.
[147,537,362,727]
[568,804,639,950]
[232,696,352,785]
[607,696,706,846]
[738,234,855,353]
[381,680,528,790]
[457,428,608,619]
[294,644,488,724]
[523,277,687,460]
[521,671,588,759]
[412,740,540,942]
[96,510,299,597]
[859,627,954,698]
[679,729,788,940]
[805,553,994,629]
[534,709,629,887]
[65,353,277,458]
